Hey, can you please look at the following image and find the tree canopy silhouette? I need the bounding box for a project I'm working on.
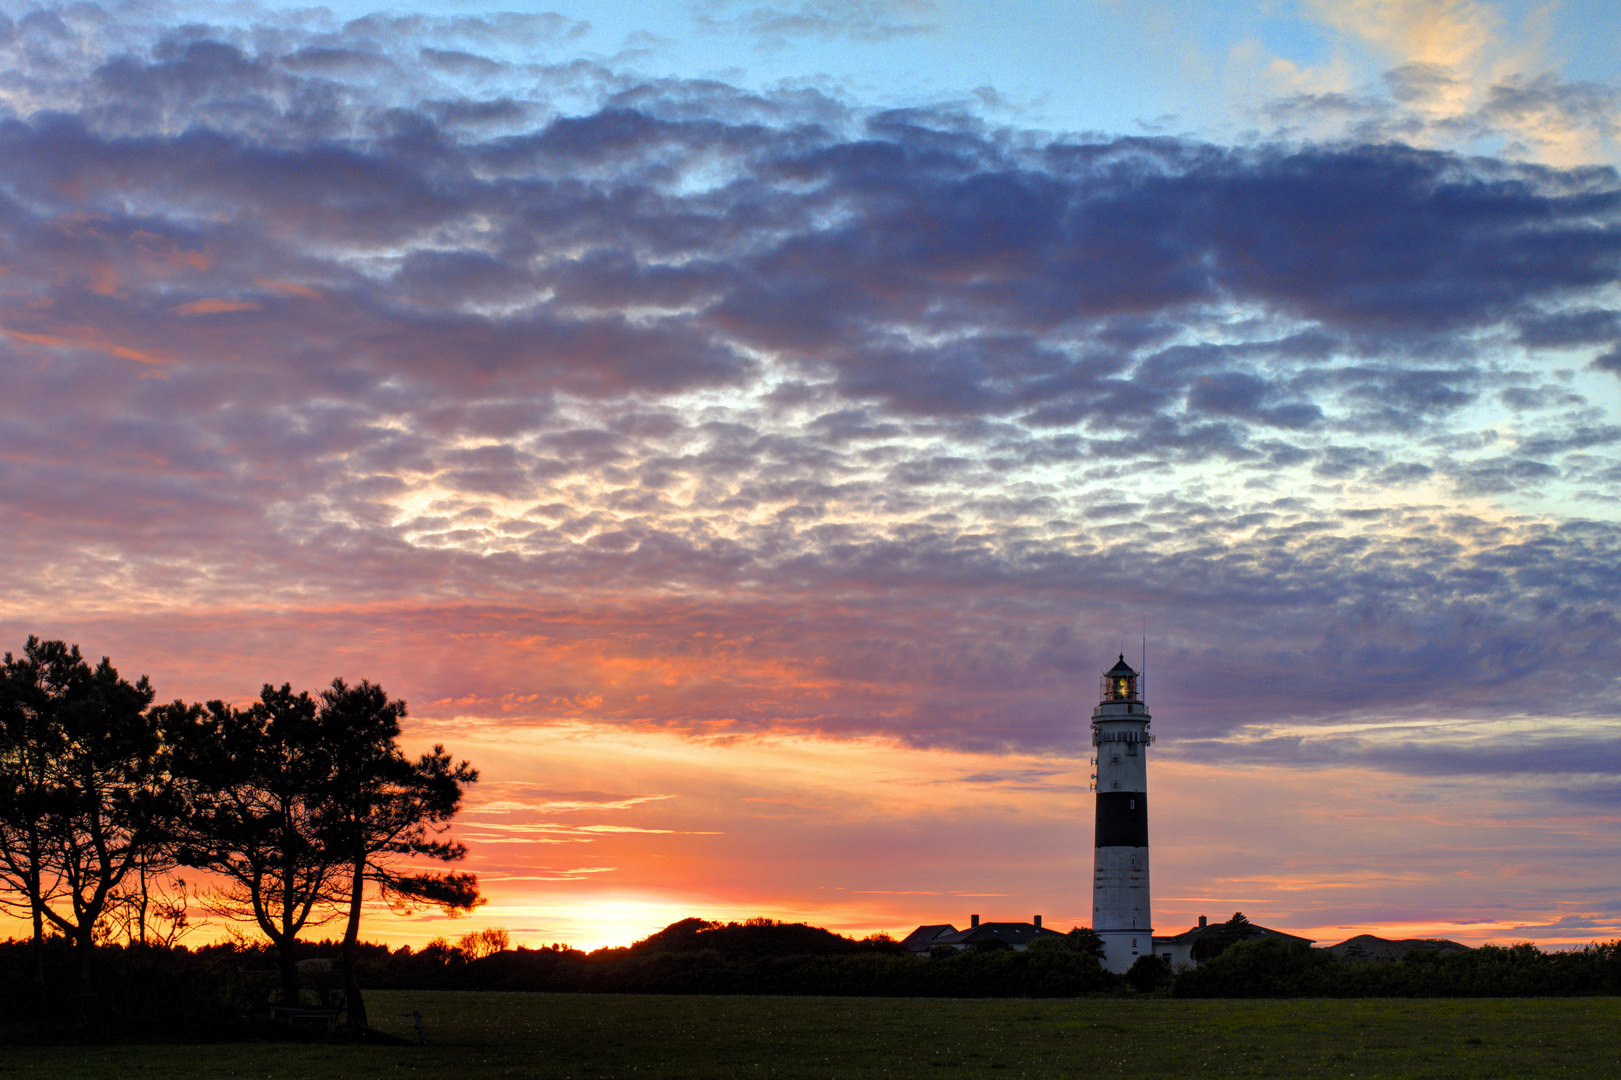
[159,676,481,1009]
[0,638,167,1014]
[0,640,485,1026]
[162,685,347,1004]
[317,677,480,1030]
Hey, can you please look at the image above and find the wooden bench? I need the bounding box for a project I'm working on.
[267,1004,344,1035]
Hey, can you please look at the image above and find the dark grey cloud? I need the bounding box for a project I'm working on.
[1517,307,1621,349]
[3,25,1613,433]
[1187,372,1323,429]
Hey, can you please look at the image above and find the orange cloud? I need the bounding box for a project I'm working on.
[89,263,121,296]
[0,324,171,365]
[254,278,322,300]
[133,232,212,273]
[173,298,264,316]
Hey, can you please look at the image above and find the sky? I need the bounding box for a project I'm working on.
[1,0,1619,953]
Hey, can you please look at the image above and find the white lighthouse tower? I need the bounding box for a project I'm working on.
[1092,654,1152,974]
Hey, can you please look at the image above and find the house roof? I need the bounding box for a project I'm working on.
[904,921,1065,950]
[952,922,1065,946]
[1154,921,1314,947]
[1106,655,1137,676]
[900,924,958,952]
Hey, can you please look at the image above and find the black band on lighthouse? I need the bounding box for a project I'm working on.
[1094,791,1148,848]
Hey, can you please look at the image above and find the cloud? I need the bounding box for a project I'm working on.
[1302,0,1501,70]
[691,0,937,45]
[0,8,1616,782]
[1516,307,1621,350]
[173,298,261,316]
[463,793,677,815]
[1502,912,1621,936]
[1234,0,1614,167]
[1170,720,1621,781]
[1187,371,1324,430]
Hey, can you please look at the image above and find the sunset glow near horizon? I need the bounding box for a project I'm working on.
[2,0,1620,954]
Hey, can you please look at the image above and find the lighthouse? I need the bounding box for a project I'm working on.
[1092,654,1152,973]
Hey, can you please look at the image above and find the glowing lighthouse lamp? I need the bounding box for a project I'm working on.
[1091,654,1153,974]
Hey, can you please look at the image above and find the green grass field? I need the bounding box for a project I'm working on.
[1,992,1617,1079]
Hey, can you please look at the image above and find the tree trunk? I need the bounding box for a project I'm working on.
[30,891,47,1022]
[341,855,368,1032]
[73,922,96,1028]
[278,942,300,1005]
[136,857,150,947]
[279,837,300,1005]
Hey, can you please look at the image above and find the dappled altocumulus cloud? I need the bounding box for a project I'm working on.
[1,6,1619,781]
